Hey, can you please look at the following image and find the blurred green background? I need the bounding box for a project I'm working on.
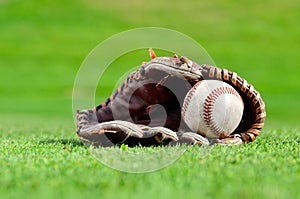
[1,1,299,199]
[1,0,299,129]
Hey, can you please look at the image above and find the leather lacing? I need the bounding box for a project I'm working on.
[96,66,146,111]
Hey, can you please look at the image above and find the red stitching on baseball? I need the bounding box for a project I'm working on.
[182,81,203,119]
[203,86,241,137]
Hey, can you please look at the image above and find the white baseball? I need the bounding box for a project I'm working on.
[182,80,244,138]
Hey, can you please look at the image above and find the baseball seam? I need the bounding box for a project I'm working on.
[203,86,242,137]
[182,81,203,119]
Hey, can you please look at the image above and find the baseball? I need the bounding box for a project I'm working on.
[182,80,244,138]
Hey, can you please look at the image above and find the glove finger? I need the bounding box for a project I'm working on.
[78,120,144,147]
[178,132,210,146]
[213,136,243,146]
[77,125,114,147]
[127,125,178,146]
[76,109,98,132]
[150,127,178,142]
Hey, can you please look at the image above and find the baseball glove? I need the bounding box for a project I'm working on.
[76,49,266,147]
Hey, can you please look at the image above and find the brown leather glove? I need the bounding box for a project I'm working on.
[76,49,266,147]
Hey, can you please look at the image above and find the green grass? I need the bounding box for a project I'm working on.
[0,0,300,198]
[1,126,299,199]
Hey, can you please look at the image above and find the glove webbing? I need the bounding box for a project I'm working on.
[201,65,266,142]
